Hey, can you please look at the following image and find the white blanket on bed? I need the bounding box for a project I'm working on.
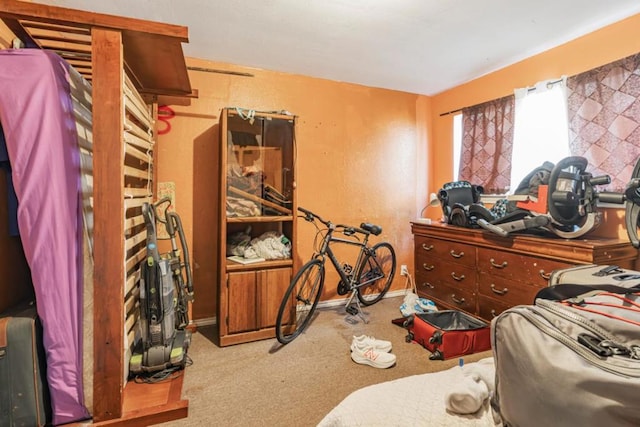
[318,358,498,427]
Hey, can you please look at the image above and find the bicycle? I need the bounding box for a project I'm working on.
[275,207,396,344]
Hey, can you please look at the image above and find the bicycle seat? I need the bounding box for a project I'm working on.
[360,223,382,236]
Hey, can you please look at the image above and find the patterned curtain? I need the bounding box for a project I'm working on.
[567,53,640,192]
[459,96,515,194]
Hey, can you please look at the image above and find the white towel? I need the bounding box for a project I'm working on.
[444,359,496,415]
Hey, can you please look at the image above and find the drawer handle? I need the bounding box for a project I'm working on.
[491,309,498,318]
[539,269,551,280]
[490,284,509,295]
[421,282,435,289]
[451,294,465,304]
[490,258,508,268]
[451,272,465,281]
[422,263,434,271]
[422,243,434,251]
[450,250,464,258]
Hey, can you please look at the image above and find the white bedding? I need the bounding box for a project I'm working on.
[318,358,499,427]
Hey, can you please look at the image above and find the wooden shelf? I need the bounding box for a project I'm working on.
[84,375,188,427]
[227,215,293,223]
[227,258,293,272]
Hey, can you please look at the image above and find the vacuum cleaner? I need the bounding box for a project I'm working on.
[130,197,194,376]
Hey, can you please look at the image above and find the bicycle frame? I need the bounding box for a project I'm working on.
[317,224,371,288]
[311,221,386,321]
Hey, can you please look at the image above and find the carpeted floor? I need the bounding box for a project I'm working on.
[158,296,492,427]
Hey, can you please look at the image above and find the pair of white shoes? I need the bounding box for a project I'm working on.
[350,335,396,369]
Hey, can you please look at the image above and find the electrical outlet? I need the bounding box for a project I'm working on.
[400,264,408,276]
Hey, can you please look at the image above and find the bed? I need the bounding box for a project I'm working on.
[0,48,93,424]
[0,1,193,423]
[318,358,499,427]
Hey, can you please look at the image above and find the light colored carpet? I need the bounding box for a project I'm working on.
[158,296,492,427]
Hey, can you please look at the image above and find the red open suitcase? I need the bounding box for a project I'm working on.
[405,310,491,360]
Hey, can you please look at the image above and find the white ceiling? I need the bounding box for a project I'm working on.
[36,0,640,95]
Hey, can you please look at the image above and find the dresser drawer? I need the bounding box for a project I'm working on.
[415,235,476,268]
[477,248,572,287]
[477,273,541,306]
[478,295,513,320]
[415,260,477,293]
[417,280,477,314]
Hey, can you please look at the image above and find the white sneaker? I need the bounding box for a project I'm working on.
[350,341,396,369]
[352,335,392,353]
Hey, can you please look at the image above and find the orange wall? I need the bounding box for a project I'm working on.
[430,13,640,240]
[159,13,640,321]
[157,60,430,320]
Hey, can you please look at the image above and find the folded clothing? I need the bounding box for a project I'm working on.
[444,358,495,415]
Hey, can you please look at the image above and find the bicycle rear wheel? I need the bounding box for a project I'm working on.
[357,242,396,306]
[275,259,325,344]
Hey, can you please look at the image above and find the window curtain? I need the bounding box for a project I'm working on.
[567,53,640,192]
[459,96,515,194]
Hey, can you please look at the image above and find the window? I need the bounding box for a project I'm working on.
[455,54,640,196]
[509,78,570,192]
[453,78,571,194]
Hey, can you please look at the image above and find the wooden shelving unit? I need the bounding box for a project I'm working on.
[217,108,298,347]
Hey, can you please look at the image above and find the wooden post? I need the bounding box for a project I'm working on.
[92,27,125,422]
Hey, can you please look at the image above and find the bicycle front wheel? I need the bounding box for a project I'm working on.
[357,242,396,306]
[275,259,325,344]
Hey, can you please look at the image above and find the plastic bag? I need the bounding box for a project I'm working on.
[400,273,437,317]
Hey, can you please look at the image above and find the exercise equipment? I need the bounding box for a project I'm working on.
[438,156,640,247]
[481,156,640,242]
[477,156,617,238]
[624,159,640,248]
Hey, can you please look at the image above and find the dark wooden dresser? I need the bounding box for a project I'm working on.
[411,221,638,321]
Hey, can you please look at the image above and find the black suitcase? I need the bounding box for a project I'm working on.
[0,303,51,426]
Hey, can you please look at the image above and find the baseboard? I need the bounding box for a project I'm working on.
[193,317,217,327]
[316,289,405,309]
[191,291,404,327]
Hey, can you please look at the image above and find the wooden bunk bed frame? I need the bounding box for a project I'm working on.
[0,1,194,425]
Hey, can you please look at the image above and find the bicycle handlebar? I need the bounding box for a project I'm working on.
[298,206,323,223]
[297,207,382,236]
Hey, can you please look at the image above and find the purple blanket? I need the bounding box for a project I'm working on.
[0,49,89,424]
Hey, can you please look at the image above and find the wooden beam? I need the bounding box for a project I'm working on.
[0,17,38,47]
[20,19,91,35]
[92,27,125,423]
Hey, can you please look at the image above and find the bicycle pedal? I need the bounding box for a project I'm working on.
[345,305,359,316]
